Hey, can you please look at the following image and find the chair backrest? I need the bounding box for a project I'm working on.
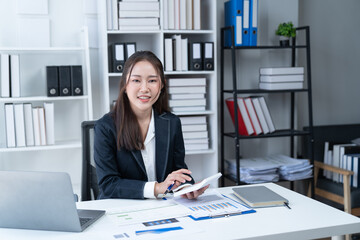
[303,124,360,162]
[81,120,99,201]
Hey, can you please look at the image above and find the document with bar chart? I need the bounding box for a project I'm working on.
[173,190,256,220]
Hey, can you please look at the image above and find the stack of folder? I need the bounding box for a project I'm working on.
[224,0,258,47]
[259,67,305,90]
[179,116,209,151]
[225,96,275,136]
[4,102,55,148]
[168,77,206,112]
[118,1,160,30]
[225,155,313,183]
[163,0,201,30]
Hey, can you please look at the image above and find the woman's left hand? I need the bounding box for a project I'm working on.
[181,184,210,199]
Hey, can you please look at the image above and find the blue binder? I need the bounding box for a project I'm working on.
[224,0,244,47]
[249,0,258,46]
[242,0,250,46]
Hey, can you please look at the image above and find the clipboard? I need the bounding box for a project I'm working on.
[173,190,256,221]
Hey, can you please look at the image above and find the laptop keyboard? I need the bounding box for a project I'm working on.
[80,217,92,226]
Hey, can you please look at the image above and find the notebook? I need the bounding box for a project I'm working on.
[232,186,289,208]
[0,171,105,232]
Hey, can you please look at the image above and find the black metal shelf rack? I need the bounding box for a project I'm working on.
[220,26,314,196]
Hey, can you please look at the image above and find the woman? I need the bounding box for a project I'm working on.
[94,51,208,199]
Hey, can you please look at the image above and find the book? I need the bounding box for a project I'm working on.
[183,131,208,139]
[118,1,159,11]
[232,186,289,208]
[23,103,34,146]
[118,10,160,18]
[237,98,255,136]
[118,25,160,31]
[172,172,222,197]
[38,107,47,146]
[10,55,21,97]
[180,116,207,125]
[168,78,206,87]
[170,93,205,100]
[168,86,206,94]
[260,67,304,75]
[182,124,207,132]
[5,104,16,148]
[260,74,304,83]
[44,102,55,145]
[225,98,251,136]
[185,143,209,151]
[251,97,269,134]
[14,103,26,147]
[244,98,262,135]
[259,82,304,90]
[171,106,206,112]
[118,18,159,26]
[169,99,206,107]
[1,54,10,97]
[258,97,275,133]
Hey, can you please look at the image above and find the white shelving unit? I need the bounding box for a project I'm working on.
[0,27,93,194]
[97,0,218,183]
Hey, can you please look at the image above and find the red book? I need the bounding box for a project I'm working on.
[225,98,253,136]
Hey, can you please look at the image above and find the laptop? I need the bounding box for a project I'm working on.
[0,170,105,232]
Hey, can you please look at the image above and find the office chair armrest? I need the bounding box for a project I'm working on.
[314,161,353,176]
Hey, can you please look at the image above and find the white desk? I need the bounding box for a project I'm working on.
[1,183,359,240]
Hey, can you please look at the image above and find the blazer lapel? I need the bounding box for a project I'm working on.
[155,112,170,182]
[130,150,147,179]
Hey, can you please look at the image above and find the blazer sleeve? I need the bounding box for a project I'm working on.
[94,115,146,199]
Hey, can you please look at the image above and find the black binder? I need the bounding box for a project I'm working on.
[109,43,125,73]
[70,65,83,96]
[59,66,71,96]
[203,42,214,70]
[189,42,203,71]
[46,66,59,97]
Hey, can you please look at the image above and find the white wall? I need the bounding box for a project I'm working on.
[298,0,360,127]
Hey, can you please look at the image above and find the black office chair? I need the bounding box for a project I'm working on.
[81,120,100,201]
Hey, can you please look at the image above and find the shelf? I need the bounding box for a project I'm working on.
[0,95,90,103]
[224,129,311,139]
[0,140,81,153]
[223,45,307,50]
[223,89,309,94]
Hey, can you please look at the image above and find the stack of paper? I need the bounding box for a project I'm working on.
[179,116,209,151]
[168,78,206,112]
[267,155,313,181]
[226,155,313,183]
[259,67,304,90]
[225,157,280,183]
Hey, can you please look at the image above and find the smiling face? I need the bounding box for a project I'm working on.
[125,60,163,116]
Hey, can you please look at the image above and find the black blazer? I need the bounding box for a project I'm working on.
[94,110,192,199]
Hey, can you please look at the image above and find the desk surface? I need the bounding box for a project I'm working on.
[1,183,360,240]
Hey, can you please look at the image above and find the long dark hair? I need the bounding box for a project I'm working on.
[112,51,169,151]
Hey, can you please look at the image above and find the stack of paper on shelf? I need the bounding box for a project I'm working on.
[225,96,275,136]
[163,0,201,30]
[179,116,209,151]
[225,155,313,183]
[118,0,160,30]
[168,78,206,112]
[266,155,313,181]
[259,67,304,90]
[226,157,279,183]
[4,102,55,148]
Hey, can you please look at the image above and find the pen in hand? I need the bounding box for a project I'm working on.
[163,182,175,197]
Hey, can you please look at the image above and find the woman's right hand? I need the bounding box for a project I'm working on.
[154,169,192,197]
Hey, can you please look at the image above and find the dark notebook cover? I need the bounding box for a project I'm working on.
[232,186,288,208]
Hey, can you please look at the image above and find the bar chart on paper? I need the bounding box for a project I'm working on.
[174,191,255,219]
